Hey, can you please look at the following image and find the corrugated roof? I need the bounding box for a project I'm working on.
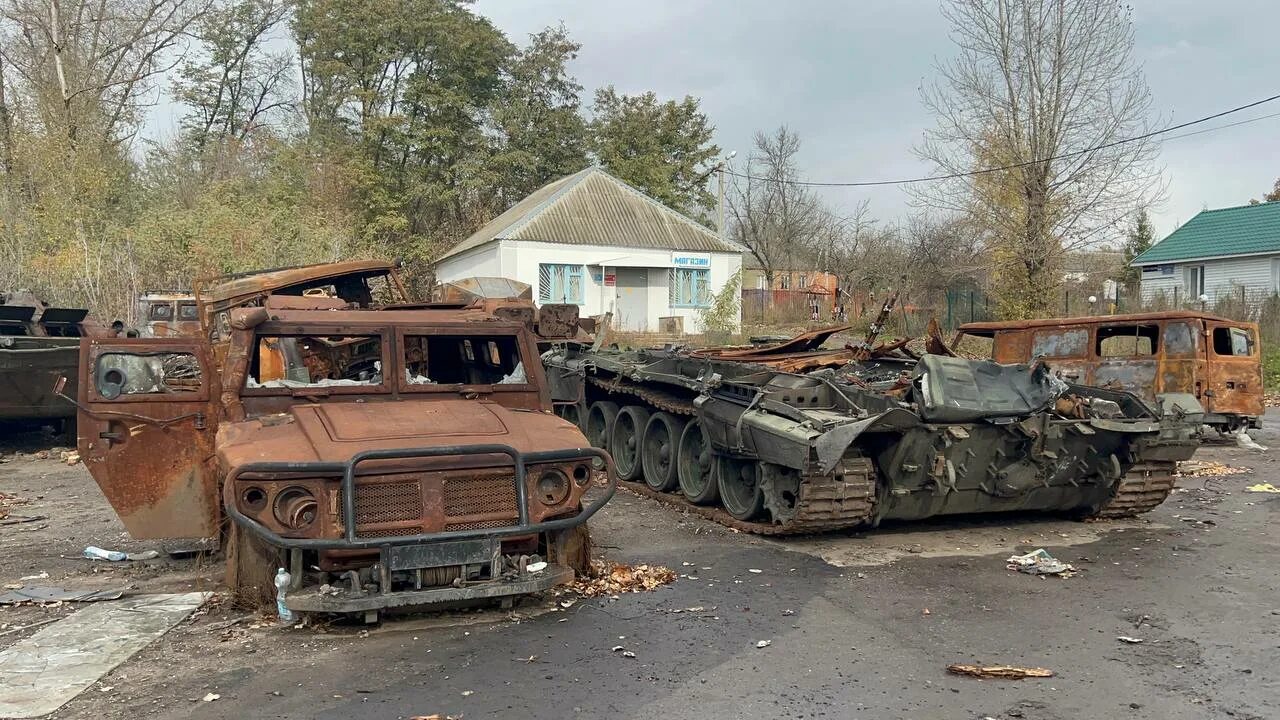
[436,167,742,262]
[1132,201,1280,265]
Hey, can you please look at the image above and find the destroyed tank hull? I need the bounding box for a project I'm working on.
[542,345,1199,535]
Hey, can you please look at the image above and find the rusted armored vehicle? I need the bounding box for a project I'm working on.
[956,311,1263,433]
[72,262,615,618]
[1,291,104,425]
[135,292,201,337]
[542,328,1200,533]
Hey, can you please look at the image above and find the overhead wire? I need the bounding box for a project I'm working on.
[720,92,1280,188]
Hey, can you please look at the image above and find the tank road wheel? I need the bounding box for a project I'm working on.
[641,412,686,492]
[585,401,620,450]
[225,520,282,610]
[677,421,720,505]
[611,406,651,481]
[717,455,765,521]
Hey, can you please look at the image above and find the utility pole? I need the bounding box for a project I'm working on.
[718,167,726,241]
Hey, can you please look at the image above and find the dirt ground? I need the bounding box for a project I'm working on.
[1,418,1278,719]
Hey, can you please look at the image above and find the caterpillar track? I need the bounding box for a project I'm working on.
[589,376,878,535]
[1090,460,1179,519]
[618,456,877,536]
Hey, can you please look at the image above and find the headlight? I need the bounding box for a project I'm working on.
[241,486,267,512]
[536,469,570,505]
[273,486,318,529]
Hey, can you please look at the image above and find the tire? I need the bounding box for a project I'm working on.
[610,405,651,481]
[225,519,282,610]
[717,454,765,520]
[641,412,686,492]
[677,420,720,505]
[585,401,620,450]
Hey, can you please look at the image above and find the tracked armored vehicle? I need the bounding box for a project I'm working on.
[542,332,1200,534]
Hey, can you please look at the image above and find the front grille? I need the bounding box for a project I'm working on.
[443,474,518,519]
[353,479,423,525]
[445,518,516,532]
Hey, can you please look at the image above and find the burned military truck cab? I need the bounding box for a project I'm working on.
[956,311,1262,432]
[76,262,614,617]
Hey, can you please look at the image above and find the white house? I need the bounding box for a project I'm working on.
[433,167,744,333]
[1133,201,1280,305]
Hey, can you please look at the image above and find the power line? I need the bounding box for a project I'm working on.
[722,92,1280,188]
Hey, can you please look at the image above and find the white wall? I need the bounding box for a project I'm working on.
[435,239,743,334]
[1139,253,1280,305]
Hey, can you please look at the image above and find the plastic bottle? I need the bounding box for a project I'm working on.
[274,568,295,625]
[83,546,128,561]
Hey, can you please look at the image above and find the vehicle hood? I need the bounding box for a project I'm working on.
[217,399,589,470]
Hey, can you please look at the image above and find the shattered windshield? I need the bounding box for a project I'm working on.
[402,333,529,387]
[245,335,384,390]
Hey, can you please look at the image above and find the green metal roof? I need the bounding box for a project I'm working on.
[1132,201,1280,266]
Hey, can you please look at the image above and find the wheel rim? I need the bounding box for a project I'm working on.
[614,412,642,478]
[642,414,681,491]
[718,456,763,520]
[677,422,717,503]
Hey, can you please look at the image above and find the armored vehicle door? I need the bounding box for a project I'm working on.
[1203,321,1263,419]
[1093,323,1159,403]
[1158,320,1200,399]
[76,338,221,539]
[1025,327,1090,385]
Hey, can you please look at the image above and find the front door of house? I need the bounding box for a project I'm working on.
[613,268,648,332]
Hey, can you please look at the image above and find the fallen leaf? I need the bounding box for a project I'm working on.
[568,562,676,597]
[202,693,221,702]
[756,640,771,648]
[947,664,1053,679]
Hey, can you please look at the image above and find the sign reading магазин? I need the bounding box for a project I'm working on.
[671,252,711,268]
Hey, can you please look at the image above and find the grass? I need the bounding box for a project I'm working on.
[1264,346,1280,393]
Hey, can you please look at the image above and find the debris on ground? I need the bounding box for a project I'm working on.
[946,664,1054,679]
[1177,461,1251,478]
[0,492,27,520]
[1235,432,1268,451]
[1245,483,1280,494]
[568,561,676,597]
[59,450,79,466]
[1006,549,1076,577]
[82,546,160,562]
[0,586,126,605]
[1116,636,1145,644]
[755,640,771,648]
[201,693,220,702]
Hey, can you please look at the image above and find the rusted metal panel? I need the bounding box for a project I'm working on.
[957,310,1263,428]
[76,338,221,539]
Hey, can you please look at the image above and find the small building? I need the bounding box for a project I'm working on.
[433,167,743,333]
[1133,202,1280,305]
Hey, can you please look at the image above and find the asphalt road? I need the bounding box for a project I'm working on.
[5,417,1277,720]
[180,423,1278,720]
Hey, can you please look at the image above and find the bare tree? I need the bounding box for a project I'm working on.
[914,0,1163,319]
[173,0,295,152]
[726,126,833,293]
[0,0,208,149]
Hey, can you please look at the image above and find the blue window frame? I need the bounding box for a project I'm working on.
[669,268,710,308]
[538,263,584,304]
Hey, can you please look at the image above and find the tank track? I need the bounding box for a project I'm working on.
[1090,460,1178,518]
[588,375,697,415]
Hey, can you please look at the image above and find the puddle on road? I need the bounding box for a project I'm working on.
[770,516,1167,568]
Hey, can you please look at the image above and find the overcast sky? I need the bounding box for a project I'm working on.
[475,0,1280,243]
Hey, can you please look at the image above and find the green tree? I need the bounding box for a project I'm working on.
[1120,207,1154,290]
[1263,178,1280,203]
[487,25,589,206]
[589,86,719,214]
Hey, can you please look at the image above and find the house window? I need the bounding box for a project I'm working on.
[538,264,584,304]
[1182,265,1204,299]
[669,268,710,307]
[1271,258,1280,294]
[779,273,791,290]
[798,273,808,289]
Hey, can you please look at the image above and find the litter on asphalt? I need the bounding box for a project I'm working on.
[946,664,1054,679]
[1006,548,1076,577]
[1245,483,1280,493]
[0,586,126,605]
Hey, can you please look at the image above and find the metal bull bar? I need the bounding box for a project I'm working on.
[223,444,617,550]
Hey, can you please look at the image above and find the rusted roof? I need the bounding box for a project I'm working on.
[197,260,396,307]
[958,310,1242,333]
[436,167,742,262]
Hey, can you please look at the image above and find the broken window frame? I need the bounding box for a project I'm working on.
[240,331,391,396]
[395,327,538,394]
